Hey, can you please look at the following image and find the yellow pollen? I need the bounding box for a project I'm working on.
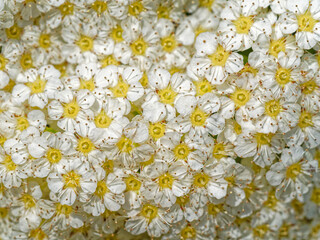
[29,228,47,240]
[102,159,114,174]
[301,80,317,95]
[125,175,141,191]
[128,1,144,16]
[63,170,81,188]
[181,226,196,239]
[157,5,170,19]
[194,79,212,96]
[208,203,223,216]
[80,78,95,91]
[5,24,22,39]
[190,107,208,127]
[59,2,74,16]
[298,111,314,129]
[233,15,254,34]
[0,54,8,71]
[269,38,286,58]
[275,68,291,86]
[16,117,29,131]
[253,225,269,238]
[111,79,129,98]
[210,45,230,66]
[193,173,210,188]
[130,38,148,56]
[39,34,51,49]
[92,1,108,15]
[265,100,281,118]
[140,204,158,222]
[95,111,112,128]
[101,55,120,67]
[63,101,80,119]
[230,88,250,107]
[297,12,317,32]
[117,137,133,153]
[158,86,177,105]
[174,143,190,159]
[311,188,320,205]
[21,194,36,209]
[212,143,226,159]
[111,25,123,43]
[56,203,73,216]
[76,35,94,52]
[95,181,109,198]
[77,137,95,155]
[255,133,273,147]
[46,148,62,164]
[3,155,17,171]
[286,162,302,179]
[20,53,34,70]
[27,77,46,94]
[161,35,177,53]
[149,122,165,139]
[158,173,174,189]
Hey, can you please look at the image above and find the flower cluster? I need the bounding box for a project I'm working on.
[0,0,320,239]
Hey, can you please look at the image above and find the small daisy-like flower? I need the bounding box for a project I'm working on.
[266,146,318,202]
[12,65,63,109]
[47,157,97,205]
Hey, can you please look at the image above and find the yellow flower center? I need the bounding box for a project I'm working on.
[46,148,62,164]
[27,77,46,94]
[80,78,95,91]
[21,194,36,209]
[95,181,109,198]
[20,53,34,70]
[117,137,133,153]
[59,2,74,16]
[311,188,320,205]
[275,68,291,86]
[233,120,242,135]
[279,224,289,238]
[253,225,269,239]
[111,80,129,98]
[176,195,190,206]
[174,143,190,160]
[255,133,273,147]
[240,63,258,76]
[225,176,236,186]
[92,1,108,15]
[63,170,81,189]
[194,79,212,96]
[140,155,155,167]
[111,25,123,43]
[139,72,148,87]
[190,108,208,127]
[212,143,226,159]
[3,155,17,171]
[54,62,68,78]
[130,38,148,56]
[264,191,278,209]
[244,182,256,198]
[158,86,177,104]
[149,122,165,139]
[286,162,302,179]
[77,137,95,155]
[0,208,8,218]
[199,0,214,9]
[230,88,250,107]
[0,135,6,146]
[140,204,158,222]
[158,173,174,189]
[193,173,210,188]
[76,35,94,52]
[128,1,144,16]
[39,34,51,49]
[63,101,80,119]
[157,4,170,19]
[125,175,141,191]
[161,35,177,53]
[195,26,207,38]
[181,226,196,239]
[5,24,22,39]
[16,117,29,131]
[100,55,120,67]
[265,100,281,118]
[102,159,114,174]
[298,111,314,129]
[208,203,223,216]
[269,38,286,58]
[297,12,317,32]
[233,15,254,34]
[3,79,15,92]
[210,45,230,66]
[94,111,112,128]
[0,54,8,71]
[56,203,73,216]
[311,224,320,238]
[29,228,47,240]
[301,80,317,95]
